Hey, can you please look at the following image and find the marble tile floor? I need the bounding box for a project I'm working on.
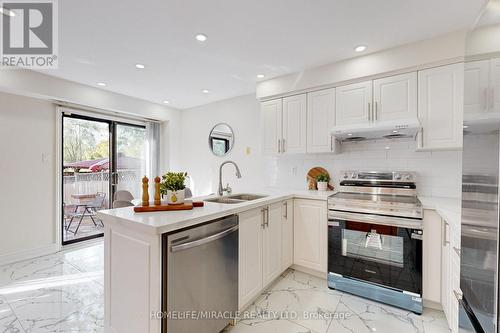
[63,217,104,243]
[0,241,450,333]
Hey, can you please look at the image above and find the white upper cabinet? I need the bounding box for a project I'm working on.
[261,99,282,155]
[464,60,489,114]
[335,81,373,126]
[491,58,500,113]
[307,88,336,153]
[282,94,307,154]
[373,72,417,121]
[417,63,464,150]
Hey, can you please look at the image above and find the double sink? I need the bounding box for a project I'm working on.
[205,193,267,204]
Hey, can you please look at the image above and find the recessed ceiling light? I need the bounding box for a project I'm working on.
[163,100,170,104]
[202,89,209,94]
[97,82,106,87]
[256,74,265,79]
[392,130,398,133]
[347,133,353,136]
[385,146,390,150]
[463,125,469,129]
[355,45,367,52]
[195,33,208,42]
[0,7,15,16]
[135,63,145,69]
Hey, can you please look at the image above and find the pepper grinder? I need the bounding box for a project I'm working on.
[142,176,149,206]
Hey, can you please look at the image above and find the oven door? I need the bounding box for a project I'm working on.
[328,212,423,295]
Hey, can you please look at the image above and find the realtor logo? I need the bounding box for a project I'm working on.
[1,0,58,68]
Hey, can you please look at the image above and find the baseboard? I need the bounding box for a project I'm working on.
[291,264,328,280]
[0,243,60,266]
[423,299,443,310]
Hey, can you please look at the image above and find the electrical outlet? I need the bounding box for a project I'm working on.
[291,166,297,176]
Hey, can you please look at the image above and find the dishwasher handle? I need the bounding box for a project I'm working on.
[170,225,239,252]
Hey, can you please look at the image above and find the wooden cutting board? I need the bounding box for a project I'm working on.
[306,167,334,190]
[134,201,204,213]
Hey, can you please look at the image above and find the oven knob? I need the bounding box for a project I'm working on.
[394,173,402,180]
[343,173,348,179]
[350,172,356,179]
[405,174,411,181]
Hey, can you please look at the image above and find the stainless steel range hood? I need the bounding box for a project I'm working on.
[331,118,421,142]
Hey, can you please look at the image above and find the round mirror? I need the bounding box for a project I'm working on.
[209,123,234,156]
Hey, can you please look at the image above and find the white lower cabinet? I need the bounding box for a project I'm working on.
[238,208,264,309]
[423,210,442,305]
[281,199,294,270]
[263,202,284,286]
[238,201,290,309]
[293,199,327,273]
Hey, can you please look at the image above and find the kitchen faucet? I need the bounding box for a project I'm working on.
[218,161,242,196]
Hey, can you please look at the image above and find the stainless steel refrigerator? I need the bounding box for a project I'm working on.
[460,2,500,331]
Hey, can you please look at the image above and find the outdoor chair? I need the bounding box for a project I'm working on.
[66,192,106,235]
[113,200,134,208]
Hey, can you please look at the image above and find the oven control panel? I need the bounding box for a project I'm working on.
[341,171,416,182]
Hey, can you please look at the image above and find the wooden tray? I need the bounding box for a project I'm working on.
[134,201,204,213]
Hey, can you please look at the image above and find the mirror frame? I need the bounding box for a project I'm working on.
[208,123,235,157]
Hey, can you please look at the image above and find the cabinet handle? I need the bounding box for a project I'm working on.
[278,139,281,153]
[453,247,461,256]
[283,201,288,219]
[443,220,450,246]
[375,101,378,120]
[484,88,489,111]
[330,135,333,151]
[282,139,286,153]
[419,128,424,148]
[265,207,269,228]
[453,290,463,301]
[368,102,372,121]
[261,208,266,229]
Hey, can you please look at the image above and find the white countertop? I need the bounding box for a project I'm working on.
[419,196,461,228]
[98,188,334,235]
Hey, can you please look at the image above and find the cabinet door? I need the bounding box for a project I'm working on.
[238,208,264,309]
[293,199,327,273]
[263,203,283,286]
[449,221,461,333]
[335,81,372,126]
[441,219,451,328]
[282,94,307,154]
[422,210,442,304]
[261,99,282,155]
[490,58,500,113]
[418,63,464,150]
[307,88,336,153]
[281,199,294,271]
[373,72,417,121]
[464,60,489,114]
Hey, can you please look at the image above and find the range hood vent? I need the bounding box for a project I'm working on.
[331,118,421,142]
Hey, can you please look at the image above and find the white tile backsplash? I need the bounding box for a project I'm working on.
[265,138,462,198]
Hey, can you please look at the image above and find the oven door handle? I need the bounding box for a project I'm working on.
[328,210,423,229]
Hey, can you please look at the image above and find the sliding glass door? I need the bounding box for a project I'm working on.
[61,113,146,245]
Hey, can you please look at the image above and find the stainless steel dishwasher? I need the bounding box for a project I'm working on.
[162,215,238,333]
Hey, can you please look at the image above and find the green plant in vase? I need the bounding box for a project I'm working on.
[161,172,187,205]
[315,173,330,191]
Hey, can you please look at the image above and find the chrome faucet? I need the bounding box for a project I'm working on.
[218,161,242,196]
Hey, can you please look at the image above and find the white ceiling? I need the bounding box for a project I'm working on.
[43,0,486,109]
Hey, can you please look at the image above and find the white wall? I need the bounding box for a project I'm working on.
[179,94,462,198]
[179,94,265,196]
[0,92,57,260]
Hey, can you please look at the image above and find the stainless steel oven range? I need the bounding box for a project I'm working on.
[327,171,424,314]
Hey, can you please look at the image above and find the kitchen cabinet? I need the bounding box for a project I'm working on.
[293,199,327,273]
[281,199,294,270]
[417,63,464,150]
[262,202,283,286]
[464,60,490,114]
[261,99,282,155]
[423,210,442,306]
[238,208,264,309]
[282,94,307,154]
[464,58,500,115]
[373,72,417,121]
[335,81,373,126]
[307,88,337,153]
